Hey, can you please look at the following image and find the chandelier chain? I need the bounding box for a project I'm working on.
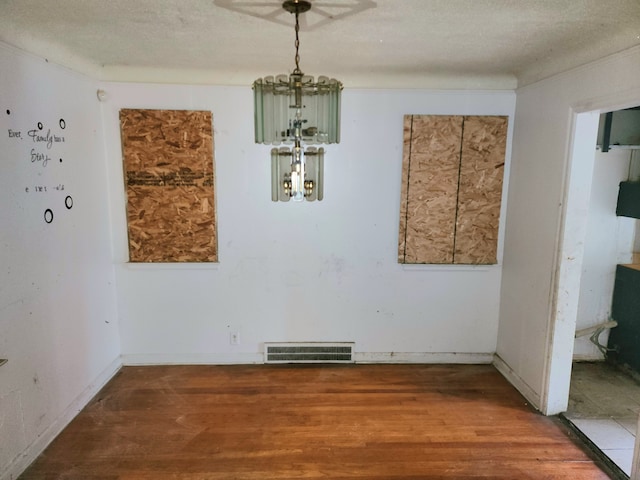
[293,11,301,74]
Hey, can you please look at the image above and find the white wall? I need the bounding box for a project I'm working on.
[496,45,640,414]
[0,44,120,479]
[574,149,636,360]
[100,84,515,365]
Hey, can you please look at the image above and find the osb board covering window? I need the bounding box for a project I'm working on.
[120,109,217,263]
[398,115,507,265]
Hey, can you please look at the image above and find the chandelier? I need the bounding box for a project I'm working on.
[253,0,343,202]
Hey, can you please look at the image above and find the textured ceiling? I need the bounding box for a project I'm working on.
[0,0,639,89]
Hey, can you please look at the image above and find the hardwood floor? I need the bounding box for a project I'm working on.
[20,364,612,479]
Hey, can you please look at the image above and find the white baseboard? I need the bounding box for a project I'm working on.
[1,356,122,480]
[122,351,495,366]
[493,353,542,411]
[354,352,494,364]
[121,352,264,365]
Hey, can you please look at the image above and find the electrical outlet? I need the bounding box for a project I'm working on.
[230,331,240,345]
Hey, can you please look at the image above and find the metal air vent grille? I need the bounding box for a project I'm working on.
[264,342,354,364]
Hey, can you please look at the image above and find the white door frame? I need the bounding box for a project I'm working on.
[541,110,600,414]
[544,94,640,415]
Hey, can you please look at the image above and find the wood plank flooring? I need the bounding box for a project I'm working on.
[20,364,612,479]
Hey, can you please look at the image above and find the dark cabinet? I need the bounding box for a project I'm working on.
[616,181,640,219]
[608,264,640,373]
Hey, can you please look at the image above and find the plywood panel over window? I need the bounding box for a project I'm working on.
[399,116,463,264]
[455,116,508,264]
[120,109,217,263]
[398,115,507,265]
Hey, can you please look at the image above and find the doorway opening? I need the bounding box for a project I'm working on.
[561,106,640,477]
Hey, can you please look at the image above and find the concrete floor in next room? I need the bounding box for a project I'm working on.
[565,362,640,476]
